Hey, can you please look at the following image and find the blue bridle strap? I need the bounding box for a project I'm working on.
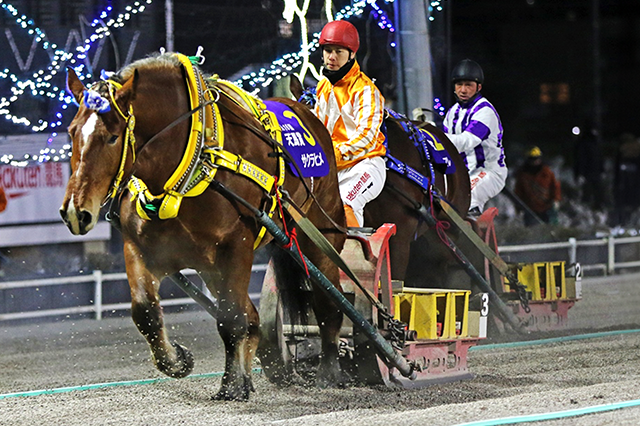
[385,153,431,191]
[384,109,435,191]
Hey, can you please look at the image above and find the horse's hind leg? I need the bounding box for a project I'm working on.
[209,244,259,401]
[125,242,194,378]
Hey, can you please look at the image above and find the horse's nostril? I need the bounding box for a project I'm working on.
[59,209,67,222]
[78,210,92,228]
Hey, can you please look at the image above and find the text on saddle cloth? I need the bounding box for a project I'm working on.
[418,127,456,174]
[263,100,330,178]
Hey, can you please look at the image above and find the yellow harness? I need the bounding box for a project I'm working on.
[122,53,285,249]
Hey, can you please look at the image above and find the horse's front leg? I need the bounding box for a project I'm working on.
[312,264,345,387]
[301,240,345,388]
[124,241,194,378]
[209,243,260,401]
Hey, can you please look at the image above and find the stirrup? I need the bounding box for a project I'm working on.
[346,227,375,237]
[467,206,482,219]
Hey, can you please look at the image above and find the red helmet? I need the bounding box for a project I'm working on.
[319,20,360,53]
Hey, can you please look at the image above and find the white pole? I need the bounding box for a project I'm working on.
[568,237,577,266]
[93,270,103,320]
[165,0,174,52]
[394,0,433,120]
[607,235,615,275]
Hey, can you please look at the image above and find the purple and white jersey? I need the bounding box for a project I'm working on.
[443,95,506,173]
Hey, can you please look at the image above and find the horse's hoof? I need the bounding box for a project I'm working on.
[315,374,344,389]
[315,365,345,389]
[167,343,194,378]
[211,375,253,401]
[211,388,250,402]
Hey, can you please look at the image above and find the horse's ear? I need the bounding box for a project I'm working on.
[289,74,303,101]
[66,67,86,105]
[115,69,139,110]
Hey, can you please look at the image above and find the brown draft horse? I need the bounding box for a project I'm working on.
[60,53,346,401]
[290,78,471,289]
[368,118,474,289]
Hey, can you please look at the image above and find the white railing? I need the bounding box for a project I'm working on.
[1,235,640,322]
[0,266,266,322]
[499,235,640,274]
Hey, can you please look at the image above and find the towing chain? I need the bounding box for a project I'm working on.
[506,271,531,313]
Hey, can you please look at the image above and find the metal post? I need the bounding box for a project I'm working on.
[393,0,406,113]
[395,0,433,117]
[445,0,453,109]
[568,237,577,266]
[592,0,603,148]
[165,0,174,52]
[93,270,103,320]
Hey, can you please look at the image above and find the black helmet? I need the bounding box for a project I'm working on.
[452,59,484,84]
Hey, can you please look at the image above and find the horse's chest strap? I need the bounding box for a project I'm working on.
[209,149,275,193]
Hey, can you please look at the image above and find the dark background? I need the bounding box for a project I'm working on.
[1,0,639,163]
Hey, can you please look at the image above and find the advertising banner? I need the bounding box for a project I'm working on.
[0,162,111,246]
[0,162,69,225]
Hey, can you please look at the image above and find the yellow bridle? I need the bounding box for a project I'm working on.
[105,80,136,200]
[105,53,287,249]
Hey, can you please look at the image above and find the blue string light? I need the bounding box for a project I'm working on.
[428,0,447,21]
[3,0,451,166]
[0,1,151,133]
[1,0,153,166]
[236,0,396,90]
[433,98,446,117]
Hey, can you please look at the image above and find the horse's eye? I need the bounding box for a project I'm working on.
[107,135,119,145]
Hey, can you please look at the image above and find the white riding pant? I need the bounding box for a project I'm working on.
[469,166,508,211]
[338,156,387,227]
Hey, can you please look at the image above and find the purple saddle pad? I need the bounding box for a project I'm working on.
[264,100,330,178]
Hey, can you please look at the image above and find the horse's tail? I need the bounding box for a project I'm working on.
[267,245,313,326]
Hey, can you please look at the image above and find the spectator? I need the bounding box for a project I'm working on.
[574,118,604,210]
[514,146,561,226]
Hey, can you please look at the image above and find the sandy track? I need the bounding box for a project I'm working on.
[1,273,640,425]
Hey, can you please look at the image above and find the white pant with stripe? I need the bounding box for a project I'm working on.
[469,166,508,211]
[338,156,387,227]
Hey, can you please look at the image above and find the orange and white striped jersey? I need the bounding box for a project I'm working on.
[314,61,386,170]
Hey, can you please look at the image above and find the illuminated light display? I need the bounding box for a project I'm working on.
[236,0,397,92]
[1,0,152,165]
[3,0,451,166]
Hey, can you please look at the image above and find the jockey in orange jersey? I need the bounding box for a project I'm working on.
[314,20,387,228]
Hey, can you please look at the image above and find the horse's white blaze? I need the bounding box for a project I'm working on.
[80,113,99,160]
[65,194,81,235]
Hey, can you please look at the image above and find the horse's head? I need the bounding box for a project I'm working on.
[60,67,138,235]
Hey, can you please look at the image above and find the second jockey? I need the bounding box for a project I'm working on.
[443,59,507,216]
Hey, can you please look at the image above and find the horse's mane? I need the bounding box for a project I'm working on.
[114,52,181,83]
